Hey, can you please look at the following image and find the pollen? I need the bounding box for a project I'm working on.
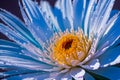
[49,29,91,67]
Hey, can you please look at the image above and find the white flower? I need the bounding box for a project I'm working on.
[0,0,120,80]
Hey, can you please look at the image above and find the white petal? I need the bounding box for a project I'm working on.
[23,77,35,80]
[55,0,73,30]
[81,59,100,70]
[103,55,120,67]
[70,68,85,80]
[84,0,97,36]
[44,78,55,80]
[40,1,61,32]
[61,72,72,80]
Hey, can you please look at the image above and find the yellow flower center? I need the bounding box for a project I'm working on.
[50,29,91,67]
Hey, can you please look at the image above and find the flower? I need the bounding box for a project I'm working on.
[0,0,120,80]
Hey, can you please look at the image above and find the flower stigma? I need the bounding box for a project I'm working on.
[50,29,92,67]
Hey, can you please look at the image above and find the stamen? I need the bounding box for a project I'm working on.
[49,29,91,67]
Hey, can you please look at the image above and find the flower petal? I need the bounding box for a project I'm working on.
[97,14,120,51]
[94,11,120,59]
[19,1,31,26]
[109,10,119,18]
[90,0,116,37]
[0,39,44,64]
[52,0,73,31]
[0,68,35,79]
[61,71,72,80]
[21,0,53,42]
[84,0,97,36]
[55,0,73,30]
[52,73,65,80]
[46,70,72,80]
[81,59,100,70]
[0,9,39,47]
[0,39,22,52]
[0,22,23,44]
[1,70,50,80]
[94,36,120,58]
[91,66,120,80]
[73,0,89,31]
[98,46,120,67]
[70,68,85,80]
[0,40,54,72]
[0,55,54,71]
[40,1,61,33]
[24,72,50,80]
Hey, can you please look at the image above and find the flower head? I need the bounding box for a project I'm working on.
[0,0,120,80]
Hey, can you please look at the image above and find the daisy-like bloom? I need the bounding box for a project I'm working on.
[0,0,120,80]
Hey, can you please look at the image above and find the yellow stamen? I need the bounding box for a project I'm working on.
[50,29,91,67]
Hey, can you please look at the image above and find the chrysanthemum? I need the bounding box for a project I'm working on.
[0,0,120,80]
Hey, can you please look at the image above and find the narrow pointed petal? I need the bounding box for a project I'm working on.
[0,40,54,72]
[97,14,120,51]
[0,68,36,79]
[40,1,61,33]
[98,11,120,44]
[81,59,100,70]
[0,55,54,71]
[70,68,85,80]
[84,0,97,36]
[73,0,89,31]
[44,69,69,80]
[94,12,120,58]
[54,73,66,80]
[95,36,120,58]
[0,22,28,45]
[0,39,45,64]
[98,46,120,67]
[21,0,53,42]
[21,72,50,80]
[0,39,22,52]
[95,0,116,35]
[89,0,116,37]
[19,1,30,26]
[53,0,73,31]
[61,72,72,80]
[56,0,74,29]
[0,10,40,47]
[1,70,49,80]
[109,10,119,18]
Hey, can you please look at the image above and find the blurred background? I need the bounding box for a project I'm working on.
[0,0,120,40]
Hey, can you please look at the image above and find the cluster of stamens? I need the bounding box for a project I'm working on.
[49,29,91,67]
